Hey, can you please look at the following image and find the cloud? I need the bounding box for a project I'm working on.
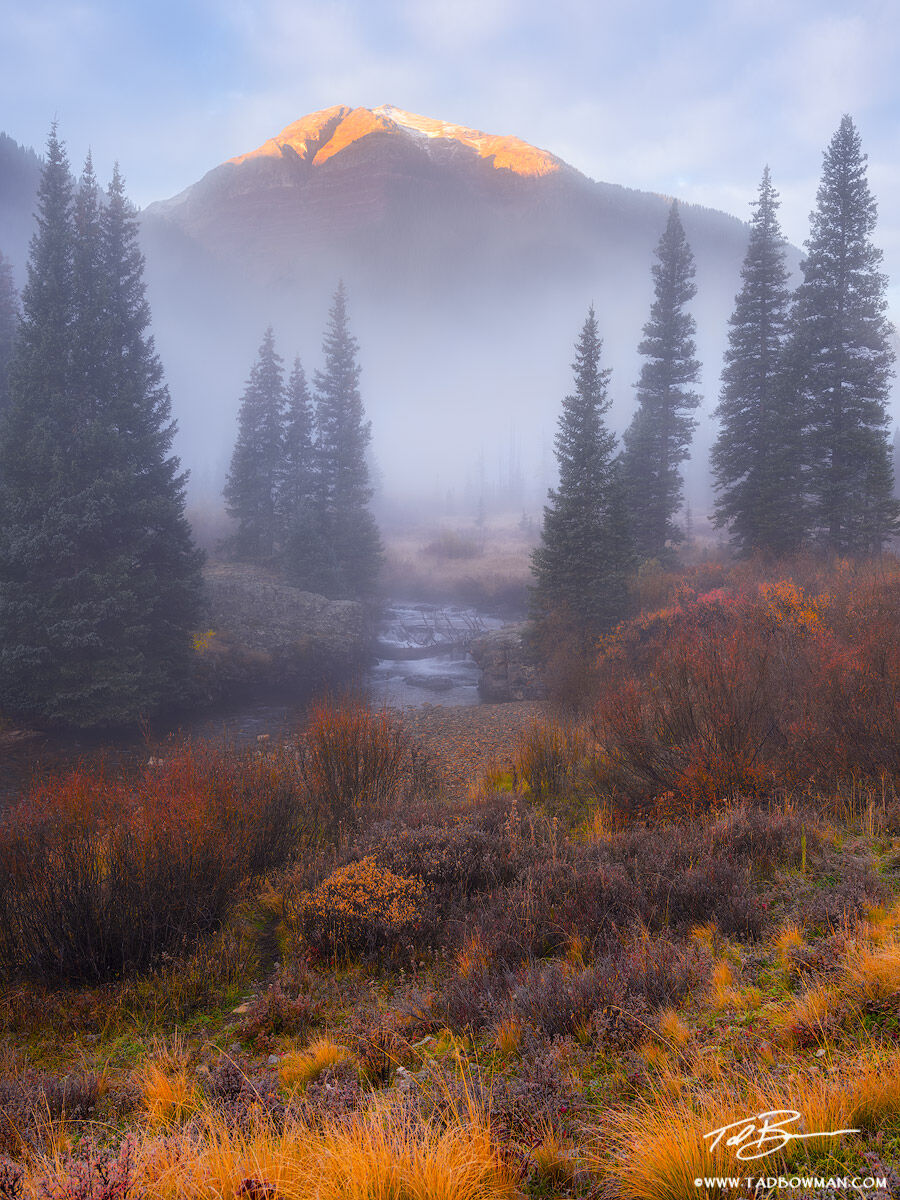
[3,0,900,314]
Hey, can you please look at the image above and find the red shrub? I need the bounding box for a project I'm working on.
[296,696,410,841]
[591,567,900,808]
[0,745,304,982]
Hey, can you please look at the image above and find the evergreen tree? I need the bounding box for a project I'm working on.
[71,153,105,419]
[790,115,897,553]
[0,249,17,416]
[280,357,315,525]
[95,164,204,711]
[313,283,382,598]
[224,327,286,564]
[531,306,633,638]
[622,202,701,560]
[0,133,203,727]
[712,167,804,556]
[279,356,331,589]
[0,126,78,722]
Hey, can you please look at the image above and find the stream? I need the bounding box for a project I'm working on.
[0,599,508,801]
[367,600,506,708]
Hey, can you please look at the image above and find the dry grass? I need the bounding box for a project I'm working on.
[530,1126,576,1188]
[709,960,737,1009]
[381,522,533,610]
[781,920,900,1047]
[781,982,839,1047]
[279,1037,355,1089]
[847,1051,900,1129]
[26,1104,519,1200]
[862,898,900,944]
[842,940,900,1010]
[138,1037,201,1130]
[599,1046,900,1199]
[775,921,804,969]
[139,1062,201,1130]
[493,1017,523,1058]
[602,1087,739,1200]
[657,1009,690,1051]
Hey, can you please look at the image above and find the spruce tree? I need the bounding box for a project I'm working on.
[279,356,330,588]
[0,250,17,416]
[0,135,203,727]
[71,153,105,420]
[0,126,79,722]
[224,327,286,564]
[531,305,633,638]
[712,167,803,556]
[790,115,897,553]
[313,283,382,598]
[621,202,701,561]
[95,165,204,712]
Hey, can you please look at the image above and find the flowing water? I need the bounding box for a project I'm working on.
[367,600,506,708]
[0,599,509,802]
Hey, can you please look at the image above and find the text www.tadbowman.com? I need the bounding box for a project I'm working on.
[694,1175,887,1191]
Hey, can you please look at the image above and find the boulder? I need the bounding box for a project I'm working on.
[469,626,547,703]
[196,563,369,699]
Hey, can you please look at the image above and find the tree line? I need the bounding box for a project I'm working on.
[0,114,894,724]
[532,115,898,640]
[0,126,204,727]
[222,286,382,601]
[0,125,383,729]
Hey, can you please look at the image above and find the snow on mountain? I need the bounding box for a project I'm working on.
[222,103,564,178]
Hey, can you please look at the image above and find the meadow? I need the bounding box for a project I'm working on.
[2,556,900,1198]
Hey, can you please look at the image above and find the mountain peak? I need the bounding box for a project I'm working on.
[228,103,563,177]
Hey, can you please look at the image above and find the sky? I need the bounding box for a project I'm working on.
[4,0,900,304]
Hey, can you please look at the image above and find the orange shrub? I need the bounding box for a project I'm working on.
[286,856,426,963]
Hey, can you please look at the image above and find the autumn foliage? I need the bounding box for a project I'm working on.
[296,696,412,842]
[590,559,900,808]
[287,856,426,963]
[0,746,305,982]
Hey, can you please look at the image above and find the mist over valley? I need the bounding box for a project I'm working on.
[2,105,773,527]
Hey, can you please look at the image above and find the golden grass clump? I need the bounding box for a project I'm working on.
[775,922,805,970]
[780,982,838,1047]
[599,1044,900,1199]
[530,1126,576,1188]
[601,1089,739,1200]
[781,932,900,1047]
[640,1040,671,1072]
[29,1106,519,1200]
[658,1009,690,1050]
[493,1017,523,1058]
[841,940,900,1011]
[863,898,900,944]
[846,1048,900,1129]
[566,932,587,968]
[689,922,717,953]
[279,1037,354,1089]
[139,1062,201,1130]
[710,960,737,1009]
